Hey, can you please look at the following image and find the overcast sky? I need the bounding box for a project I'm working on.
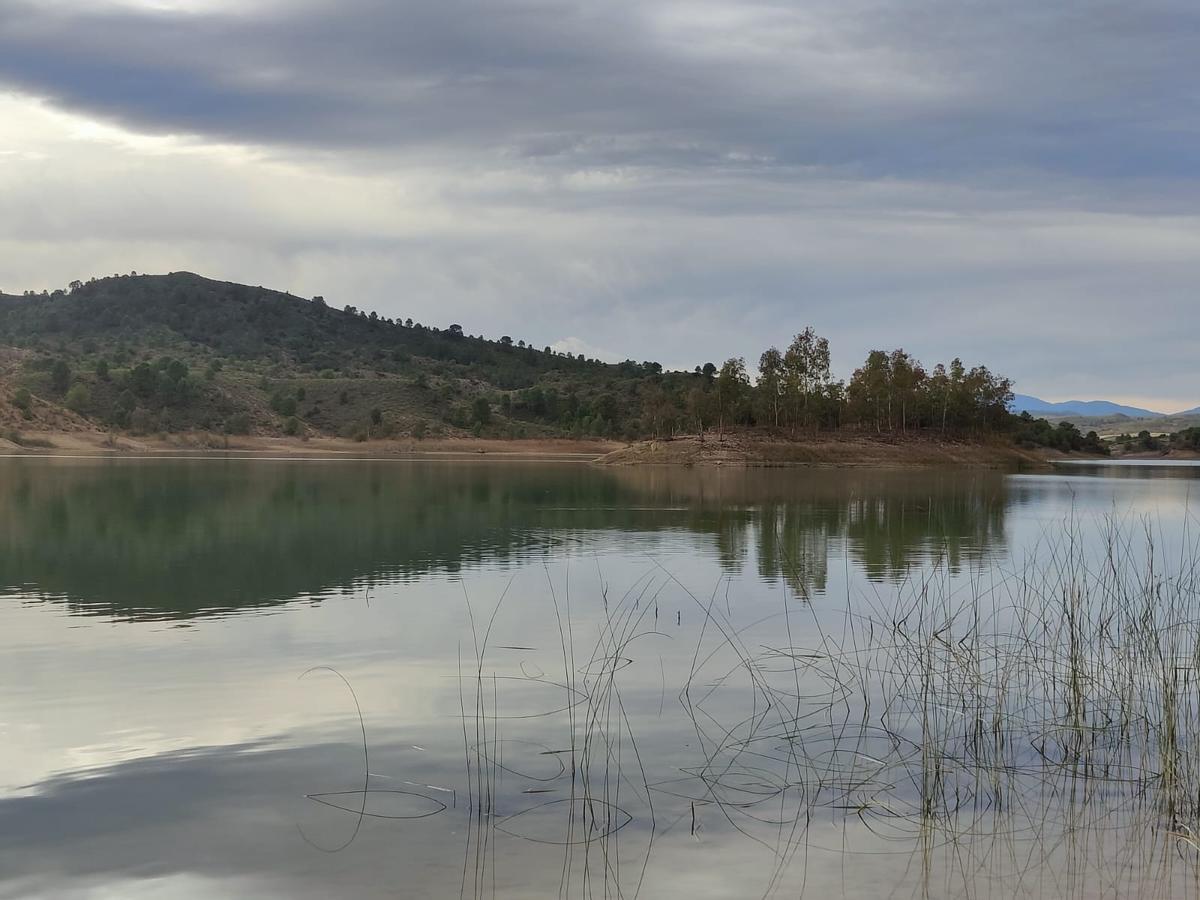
[1,0,1197,409]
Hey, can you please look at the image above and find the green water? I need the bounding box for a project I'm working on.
[1,457,1198,898]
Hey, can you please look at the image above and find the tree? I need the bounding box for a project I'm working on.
[640,383,676,439]
[96,359,110,381]
[129,363,156,398]
[715,357,749,439]
[51,360,71,395]
[686,385,714,440]
[783,327,831,430]
[848,350,891,431]
[114,389,136,428]
[472,396,491,425]
[757,347,784,428]
[887,349,924,433]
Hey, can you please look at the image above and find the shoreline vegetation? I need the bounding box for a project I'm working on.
[0,271,1115,464]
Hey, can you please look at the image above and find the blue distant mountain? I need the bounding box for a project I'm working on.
[1010,394,1165,419]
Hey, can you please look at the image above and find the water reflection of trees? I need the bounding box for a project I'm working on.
[611,467,1009,595]
[0,460,1008,618]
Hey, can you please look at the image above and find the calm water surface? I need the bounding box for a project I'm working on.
[2,457,1200,898]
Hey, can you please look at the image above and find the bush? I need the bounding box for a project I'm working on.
[269,391,297,416]
[283,416,301,436]
[12,388,32,418]
[226,412,251,435]
[65,384,90,414]
[411,420,427,440]
[472,396,492,425]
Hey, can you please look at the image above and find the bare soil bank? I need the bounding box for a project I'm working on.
[598,432,1066,468]
[0,428,1087,468]
[1112,449,1200,461]
[0,429,620,460]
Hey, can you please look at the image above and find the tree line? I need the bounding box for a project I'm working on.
[639,326,1024,440]
[1,274,1101,449]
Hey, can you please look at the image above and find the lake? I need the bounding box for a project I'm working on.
[2,456,1200,898]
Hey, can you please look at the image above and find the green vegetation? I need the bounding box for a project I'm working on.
[1011,412,1109,454]
[12,387,32,419]
[0,271,1087,450]
[1111,426,1200,455]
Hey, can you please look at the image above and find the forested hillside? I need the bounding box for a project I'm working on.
[0,271,1103,452]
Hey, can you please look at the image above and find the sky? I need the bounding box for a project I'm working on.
[0,0,1197,410]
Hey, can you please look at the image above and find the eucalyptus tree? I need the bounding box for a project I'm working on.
[783,327,832,430]
[715,357,749,439]
[757,347,784,429]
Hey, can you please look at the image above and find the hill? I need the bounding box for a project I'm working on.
[1010,394,1164,419]
[0,272,669,441]
[0,271,1105,460]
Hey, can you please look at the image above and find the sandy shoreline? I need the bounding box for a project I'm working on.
[595,433,1069,469]
[0,430,618,460]
[0,428,1094,468]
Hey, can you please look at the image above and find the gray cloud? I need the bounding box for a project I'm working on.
[0,0,1198,406]
[1,0,1196,178]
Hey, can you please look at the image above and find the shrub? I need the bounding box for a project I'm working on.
[472,396,492,425]
[226,413,251,435]
[12,388,32,418]
[65,384,91,414]
[269,391,297,416]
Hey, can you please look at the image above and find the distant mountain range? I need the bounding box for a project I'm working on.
[1011,394,1166,419]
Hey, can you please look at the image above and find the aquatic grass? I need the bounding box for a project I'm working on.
[345,511,1200,898]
